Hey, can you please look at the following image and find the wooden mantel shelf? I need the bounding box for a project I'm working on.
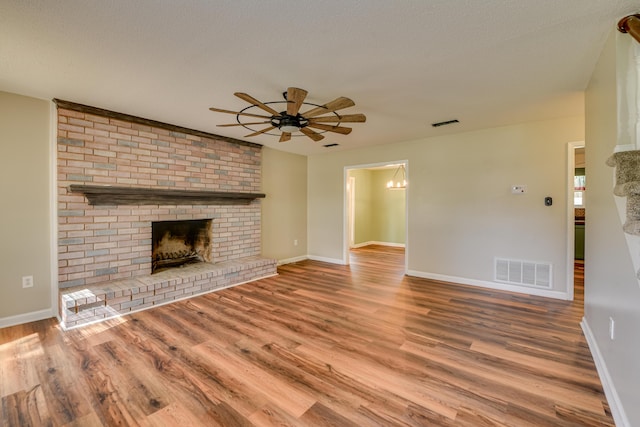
[69,185,265,206]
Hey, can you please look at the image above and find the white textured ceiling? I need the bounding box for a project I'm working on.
[1,1,637,155]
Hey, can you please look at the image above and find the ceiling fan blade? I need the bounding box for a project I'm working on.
[287,87,308,116]
[234,92,280,116]
[300,127,325,142]
[301,97,355,118]
[209,107,273,119]
[279,132,291,143]
[308,113,367,123]
[244,125,276,137]
[217,121,271,127]
[306,123,352,135]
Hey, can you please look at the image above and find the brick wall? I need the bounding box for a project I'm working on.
[57,106,263,289]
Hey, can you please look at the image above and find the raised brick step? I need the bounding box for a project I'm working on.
[60,256,277,328]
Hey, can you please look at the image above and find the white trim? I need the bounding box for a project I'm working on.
[404,162,409,275]
[616,32,639,151]
[0,308,56,329]
[581,318,630,427]
[352,241,406,248]
[566,141,584,302]
[614,143,636,153]
[407,270,571,300]
[348,176,356,249]
[60,272,278,330]
[277,255,309,265]
[281,248,407,265]
[307,255,347,265]
[343,167,350,265]
[49,100,59,317]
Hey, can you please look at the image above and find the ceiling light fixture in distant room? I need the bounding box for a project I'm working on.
[386,164,407,189]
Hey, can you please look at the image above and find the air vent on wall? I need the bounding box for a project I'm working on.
[495,258,552,288]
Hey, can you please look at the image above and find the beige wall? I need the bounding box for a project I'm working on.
[308,116,584,295]
[584,31,640,427]
[261,147,308,262]
[349,168,405,246]
[0,92,53,325]
[371,169,405,245]
[349,168,374,245]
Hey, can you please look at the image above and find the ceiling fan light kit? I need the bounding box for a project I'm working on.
[209,87,366,143]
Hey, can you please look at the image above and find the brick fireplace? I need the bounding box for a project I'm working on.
[56,100,276,328]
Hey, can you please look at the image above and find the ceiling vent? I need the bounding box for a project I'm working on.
[495,258,552,288]
[431,119,459,127]
[323,143,339,147]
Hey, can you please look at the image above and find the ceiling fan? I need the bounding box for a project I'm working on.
[209,87,366,142]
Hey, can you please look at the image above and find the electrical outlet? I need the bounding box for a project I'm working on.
[609,317,615,340]
[294,239,298,246]
[22,276,34,289]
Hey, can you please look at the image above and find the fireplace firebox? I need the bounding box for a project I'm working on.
[152,219,213,274]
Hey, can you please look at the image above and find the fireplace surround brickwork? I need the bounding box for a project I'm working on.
[56,103,277,327]
[57,105,265,289]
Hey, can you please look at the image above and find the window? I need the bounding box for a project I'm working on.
[574,168,585,207]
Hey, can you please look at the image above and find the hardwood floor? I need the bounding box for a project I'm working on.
[1,246,612,426]
[574,259,585,305]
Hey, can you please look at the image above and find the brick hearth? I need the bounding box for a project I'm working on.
[61,256,276,328]
[56,101,276,327]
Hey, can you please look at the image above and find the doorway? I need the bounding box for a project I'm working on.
[573,145,585,304]
[566,141,585,302]
[344,161,408,271]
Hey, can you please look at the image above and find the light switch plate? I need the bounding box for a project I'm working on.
[511,185,527,194]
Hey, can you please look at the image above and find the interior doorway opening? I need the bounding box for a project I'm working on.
[344,161,408,272]
[567,141,585,302]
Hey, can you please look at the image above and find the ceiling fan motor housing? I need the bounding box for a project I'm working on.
[272,113,309,132]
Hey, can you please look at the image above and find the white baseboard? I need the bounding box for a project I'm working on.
[284,244,404,265]
[351,242,370,248]
[0,308,56,329]
[406,270,570,300]
[352,241,405,248]
[581,318,630,427]
[277,255,309,266]
[307,255,347,265]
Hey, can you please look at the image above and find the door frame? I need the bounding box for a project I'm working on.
[347,175,356,249]
[343,160,409,273]
[566,141,584,301]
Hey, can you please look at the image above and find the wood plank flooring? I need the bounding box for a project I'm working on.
[1,246,612,426]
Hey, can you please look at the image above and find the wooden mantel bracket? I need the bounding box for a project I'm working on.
[618,14,640,44]
[69,185,265,206]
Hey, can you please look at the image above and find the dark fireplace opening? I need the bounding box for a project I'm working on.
[152,219,213,274]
